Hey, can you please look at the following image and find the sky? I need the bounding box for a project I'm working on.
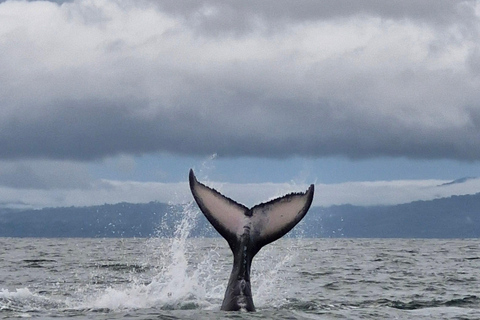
[1,0,480,209]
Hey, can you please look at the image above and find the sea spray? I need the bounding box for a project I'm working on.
[252,240,301,308]
[78,196,237,311]
[78,157,225,311]
[145,201,205,307]
[80,201,210,310]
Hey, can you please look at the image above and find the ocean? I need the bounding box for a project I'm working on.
[1,208,479,319]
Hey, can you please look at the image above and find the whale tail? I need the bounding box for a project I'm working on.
[189,169,314,253]
[189,169,314,311]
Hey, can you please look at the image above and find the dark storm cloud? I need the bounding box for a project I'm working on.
[1,0,480,161]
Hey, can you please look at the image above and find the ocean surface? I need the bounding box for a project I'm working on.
[1,208,480,319]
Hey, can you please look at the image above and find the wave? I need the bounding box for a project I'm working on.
[276,295,480,312]
[94,263,149,273]
[379,296,480,310]
[22,259,57,268]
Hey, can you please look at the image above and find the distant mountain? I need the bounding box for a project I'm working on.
[0,202,172,238]
[313,193,480,238]
[1,193,480,238]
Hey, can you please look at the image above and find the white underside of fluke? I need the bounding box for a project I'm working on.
[189,169,314,244]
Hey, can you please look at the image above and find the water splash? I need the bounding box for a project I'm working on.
[75,158,227,312]
[253,240,301,309]
[144,202,206,307]
[80,201,218,311]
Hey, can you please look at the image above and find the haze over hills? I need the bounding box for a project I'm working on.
[1,193,480,238]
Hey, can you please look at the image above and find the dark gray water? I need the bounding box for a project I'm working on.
[1,236,479,319]
[1,202,479,319]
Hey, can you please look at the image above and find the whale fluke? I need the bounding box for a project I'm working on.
[189,169,314,311]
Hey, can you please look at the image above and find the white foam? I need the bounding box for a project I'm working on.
[0,287,64,312]
[0,288,34,299]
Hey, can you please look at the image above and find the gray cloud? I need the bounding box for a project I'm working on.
[1,0,480,161]
[153,0,475,34]
[0,160,92,189]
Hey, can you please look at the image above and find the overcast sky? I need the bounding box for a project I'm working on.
[1,0,480,209]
